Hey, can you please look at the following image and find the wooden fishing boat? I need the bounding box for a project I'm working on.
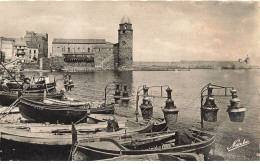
[0,82,56,92]
[103,153,202,161]
[43,98,115,114]
[43,98,88,106]
[0,120,154,160]
[89,103,114,114]
[1,76,56,92]
[0,90,63,106]
[6,82,56,93]
[152,120,167,132]
[72,128,215,161]
[18,98,89,124]
[126,119,167,132]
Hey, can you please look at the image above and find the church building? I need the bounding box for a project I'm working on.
[50,16,133,71]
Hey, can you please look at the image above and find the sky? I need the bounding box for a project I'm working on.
[0,1,259,65]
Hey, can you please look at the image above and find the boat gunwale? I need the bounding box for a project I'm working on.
[19,99,88,111]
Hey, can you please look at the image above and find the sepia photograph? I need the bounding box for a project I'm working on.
[0,0,259,161]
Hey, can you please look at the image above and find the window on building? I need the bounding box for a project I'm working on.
[68,47,70,52]
[29,50,31,54]
[88,48,90,53]
[34,50,36,54]
[38,44,40,48]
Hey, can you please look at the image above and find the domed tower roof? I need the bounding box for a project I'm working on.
[120,16,131,24]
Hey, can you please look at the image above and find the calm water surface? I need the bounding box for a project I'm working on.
[13,70,260,160]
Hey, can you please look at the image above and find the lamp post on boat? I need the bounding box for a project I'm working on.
[104,82,129,106]
[135,85,173,122]
[200,83,247,130]
[104,81,117,105]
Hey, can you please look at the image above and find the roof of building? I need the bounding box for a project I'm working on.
[120,16,131,24]
[53,38,106,44]
[0,37,15,41]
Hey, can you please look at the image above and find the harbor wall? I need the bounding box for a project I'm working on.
[133,60,251,70]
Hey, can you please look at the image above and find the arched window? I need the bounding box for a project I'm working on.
[88,48,90,53]
[68,47,70,52]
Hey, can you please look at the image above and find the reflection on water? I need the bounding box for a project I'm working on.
[2,69,260,161]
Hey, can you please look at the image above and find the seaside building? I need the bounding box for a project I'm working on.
[0,37,15,61]
[0,31,48,64]
[13,38,28,63]
[50,16,133,71]
[24,31,48,60]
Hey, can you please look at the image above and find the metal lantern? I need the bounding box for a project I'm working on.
[227,89,247,122]
[114,84,121,104]
[121,85,130,107]
[139,86,153,120]
[201,85,219,122]
[162,87,179,131]
[200,83,247,130]
[202,96,219,122]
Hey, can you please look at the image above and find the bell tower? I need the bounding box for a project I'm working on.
[117,16,133,70]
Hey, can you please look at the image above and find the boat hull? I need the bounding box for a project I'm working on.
[0,91,63,106]
[152,121,168,132]
[0,121,154,160]
[18,98,88,124]
[89,105,114,114]
[0,138,71,161]
[43,98,115,114]
[2,82,56,93]
[104,153,202,161]
[73,129,215,161]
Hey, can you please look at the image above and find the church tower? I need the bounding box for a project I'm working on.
[117,16,133,70]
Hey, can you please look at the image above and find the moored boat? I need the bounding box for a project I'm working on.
[43,97,88,106]
[72,128,215,161]
[103,153,202,161]
[1,76,56,92]
[152,119,167,132]
[18,98,89,124]
[43,98,115,114]
[89,103,114,114]
[0,120,154,160]
[0,90,63,106]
